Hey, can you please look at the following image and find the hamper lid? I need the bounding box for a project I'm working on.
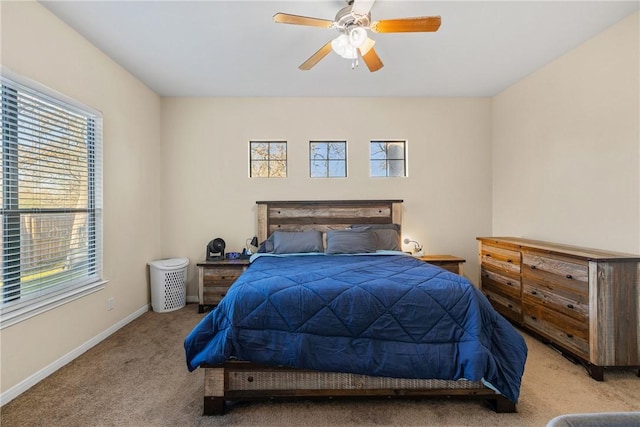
[148,257,189,270]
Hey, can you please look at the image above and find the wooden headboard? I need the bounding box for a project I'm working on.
[256,200,403,243]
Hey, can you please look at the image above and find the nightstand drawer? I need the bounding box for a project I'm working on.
[204,267,244,281]
[203,286,232,305]
[418,255,465,275]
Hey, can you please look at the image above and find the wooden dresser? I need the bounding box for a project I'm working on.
[477,236,640,380]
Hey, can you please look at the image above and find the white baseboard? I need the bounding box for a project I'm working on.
[0,304,150,406]
[186,295,199,303]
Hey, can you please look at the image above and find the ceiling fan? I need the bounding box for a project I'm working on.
[273,0,441,72]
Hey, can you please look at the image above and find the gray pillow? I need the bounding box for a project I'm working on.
[272,230,324,254]
[371,229,401,251]
[350,224,401,251]
[257,234,274,253]
[326,229,377,254]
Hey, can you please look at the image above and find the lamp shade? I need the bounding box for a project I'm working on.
[348,27,367,48]
[331,34,357,59]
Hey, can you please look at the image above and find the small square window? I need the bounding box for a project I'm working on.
[370,141,406,177]
[250,141,287,177]
[310,141,347,178]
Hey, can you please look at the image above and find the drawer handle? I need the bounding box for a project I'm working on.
[506,282,512,286]
[247,376,254,383]
[530,265,537,270]
[531,290,538,295]
[485,254,492,258]
[507,304,513,309]
[566,333,574,339]
[531,316,537,321]
[567,304,574,309]
[566,274,573,279]
[507,259,513,263]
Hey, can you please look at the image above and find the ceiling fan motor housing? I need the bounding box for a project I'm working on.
[335,5,371,31]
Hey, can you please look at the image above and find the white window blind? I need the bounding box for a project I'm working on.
[0,74,103,327]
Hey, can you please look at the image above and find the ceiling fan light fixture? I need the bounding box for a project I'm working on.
[348,26,367,48]
[331,34,357,59]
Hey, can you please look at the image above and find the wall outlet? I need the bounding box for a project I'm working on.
[107,297,114,311]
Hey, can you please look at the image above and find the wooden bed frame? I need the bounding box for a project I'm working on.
[201,200,517,415]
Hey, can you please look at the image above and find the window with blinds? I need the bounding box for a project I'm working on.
[0,74,103,327]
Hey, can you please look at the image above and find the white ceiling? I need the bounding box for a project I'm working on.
[41,1,639,97]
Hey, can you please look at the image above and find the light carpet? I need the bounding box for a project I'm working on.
[1,304,638,426]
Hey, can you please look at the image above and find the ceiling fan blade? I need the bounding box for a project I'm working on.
[370,16,441,33]
[351,0,376,16]
[273,12,334,28]
[299,41,334,70]
[359,46,383,72]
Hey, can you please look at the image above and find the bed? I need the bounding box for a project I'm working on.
[184,200,527,415]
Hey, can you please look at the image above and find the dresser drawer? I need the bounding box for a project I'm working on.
[522,279,588,322]
[522,300,589,358]
[480,244,521,275]
[522,251,588,293]
[480,267,521,300]
[482,288,521,323]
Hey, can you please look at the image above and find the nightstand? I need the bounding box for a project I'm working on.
[418,255,466,275]
[197,259,250,313]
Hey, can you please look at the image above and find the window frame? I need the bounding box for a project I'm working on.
[0,70,105,329]
[369,140,407,177]
[309,140,347,178]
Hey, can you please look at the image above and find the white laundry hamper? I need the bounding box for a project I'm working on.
[148,257,189,312]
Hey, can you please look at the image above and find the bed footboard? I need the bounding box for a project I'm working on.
[203,362,516,415]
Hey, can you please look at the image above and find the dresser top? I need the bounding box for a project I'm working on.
[477,236,640,261]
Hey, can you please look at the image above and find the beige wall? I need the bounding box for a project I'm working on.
[0,1,162,395]
[161,97,493,297]
[492,12,640,254]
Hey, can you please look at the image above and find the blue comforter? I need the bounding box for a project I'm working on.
[184,254,527,403]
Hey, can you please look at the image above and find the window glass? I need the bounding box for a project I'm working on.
[250,141,287,177]
[370,141,406,177]
[310,141,346,178]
